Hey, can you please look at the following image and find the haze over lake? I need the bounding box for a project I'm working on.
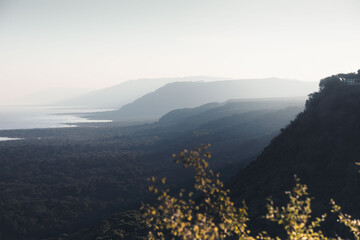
[0,106,112,131]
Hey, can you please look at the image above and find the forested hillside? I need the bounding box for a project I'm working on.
[229,73,360,238]
[0,98,301,239]
[46,72,360,239]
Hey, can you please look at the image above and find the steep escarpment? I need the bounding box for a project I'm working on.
[229,72,360,236]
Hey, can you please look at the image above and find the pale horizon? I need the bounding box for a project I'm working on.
[1,0,359,104]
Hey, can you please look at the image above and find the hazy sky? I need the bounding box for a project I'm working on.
[1,0,360,104]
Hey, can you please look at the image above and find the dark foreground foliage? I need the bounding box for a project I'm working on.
[46,210,147,240]
[50,70,360,239]
[0,99,301,239]
[229,72,360,238]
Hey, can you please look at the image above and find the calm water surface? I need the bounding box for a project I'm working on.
[0,106,112,132]
[0,137,24,141]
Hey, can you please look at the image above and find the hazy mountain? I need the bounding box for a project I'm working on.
[57,76,230,108]
[0,97,303,240]
[158,97,305,129]
[157,106,304,176]
[89,78,317,121]
[13,88,92,106]
[40,99,303,240]
[228,72,360,237]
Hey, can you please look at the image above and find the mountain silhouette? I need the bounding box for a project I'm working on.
[228,71,360,237]
[90,78,317,121]
[58,76,229,108]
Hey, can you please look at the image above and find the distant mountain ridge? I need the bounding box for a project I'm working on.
[89,78,317,121]
[58,76,230,108]
[157,97,305,132]
[43,98,304,240]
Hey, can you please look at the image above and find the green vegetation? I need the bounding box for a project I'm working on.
[266,178,328,239]
[143,145,360,240]
[49,210,148,240]
[141,70,360,239]
[142,144,250,240]
[0,100,300,239]
[2,71,360,239]
[227,71,360,237]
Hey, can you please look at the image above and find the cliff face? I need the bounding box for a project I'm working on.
[229,73,360,236]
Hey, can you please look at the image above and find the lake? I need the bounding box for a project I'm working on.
[0,106,112,132]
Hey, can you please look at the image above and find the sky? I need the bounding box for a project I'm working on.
[0,0,360,104]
